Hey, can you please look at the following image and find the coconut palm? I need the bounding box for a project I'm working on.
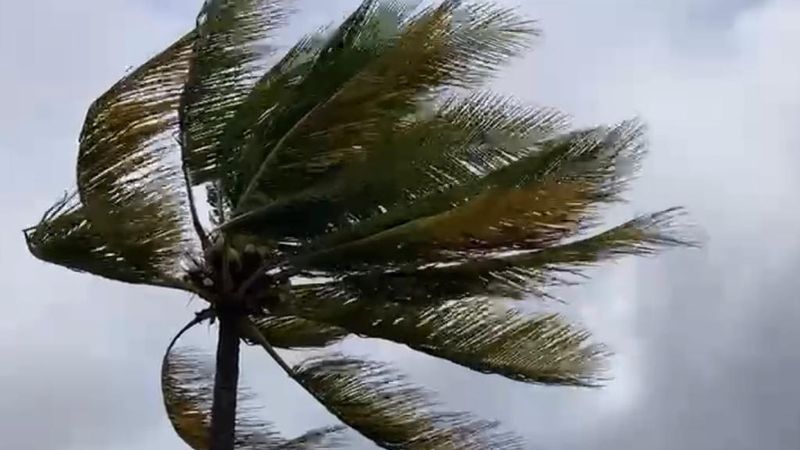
[23,0,695,449]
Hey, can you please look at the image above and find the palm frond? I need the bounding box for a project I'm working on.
[244,324,526,450]
[162,319,346,449]
[76,31,198,274]
[232,0,536,214]
[208,29,330,225]
[387,207,697,298]
[225,0,419,210]
[290,207,694,306]
[162,348,214,449]
[275,425,350,449]
[24,193,187,288]
[180,0,289,187]
[268,290,608,387]
[294,120,648,271]
[248,315,349,349]
[292,356,525,449]
[161,315,218,450]
[223,92,566,243]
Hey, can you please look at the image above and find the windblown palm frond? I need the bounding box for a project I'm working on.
[248,315,349,349]
[181,0,288,190]
[76,30,198,273]
[282,207,695,307]
[198,0,421,226]
[291,356,525,449]
[228,0,536,221]
[162,319,347,449]
[267,291,607,387]
[223,92,567,242]
[243,321,525,450]
[23,193,185,288]
[291,120,650,272]
[24,0,697,449]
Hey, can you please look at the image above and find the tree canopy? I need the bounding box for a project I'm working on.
[24,1,695,449]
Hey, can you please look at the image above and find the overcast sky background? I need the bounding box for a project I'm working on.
[1,0,799,449]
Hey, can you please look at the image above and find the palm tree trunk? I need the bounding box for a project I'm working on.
[209,313,240,450]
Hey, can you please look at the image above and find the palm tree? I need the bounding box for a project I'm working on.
[24,0,695,449]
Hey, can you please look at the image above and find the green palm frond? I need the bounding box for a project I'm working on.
[225,0,421,210]
[268,291,607,387]
[161,347,218,449]
[76,31,198,271]
[181,0,289,188]
[248,315,349,349]
[244,324,526,450]
[230,0,536,215]
[291,207,695,306]
[206,29,327,226]
[383,207,696,299]
[24,193,189,288]
[213,2,412,221]
[292,356,525,449]
[295,120,647,272]
[161,320,346,449]
[223,91,566,243]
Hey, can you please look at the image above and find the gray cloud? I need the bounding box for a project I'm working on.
[457,1,800,448]
[1,0,799,449]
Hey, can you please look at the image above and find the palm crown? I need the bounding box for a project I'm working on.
[24,0,695,449]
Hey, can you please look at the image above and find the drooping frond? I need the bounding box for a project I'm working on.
[248,315,349,349]
[268,291,608,387]
[161,319,346,449]
[162,346,217,449]
[231,0,537,216]
[295,120,647,272]
[181,0,289,187]
[24,193,186,288]
[76,31,198,274]
[291,356,525,449]
[242,323,527,450]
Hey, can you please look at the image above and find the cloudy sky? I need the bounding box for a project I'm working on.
[1,0,799,449]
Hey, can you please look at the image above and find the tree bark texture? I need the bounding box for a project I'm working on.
[209,314,241,450]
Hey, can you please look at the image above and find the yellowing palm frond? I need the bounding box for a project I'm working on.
[77,31,198,272]
[294,121,648,271]
[269,291,607,387]
[290,208,694,307]
[292,356,526,449]
[161,320,346,449]
[243,326,528,450]
[24,193,185,288]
